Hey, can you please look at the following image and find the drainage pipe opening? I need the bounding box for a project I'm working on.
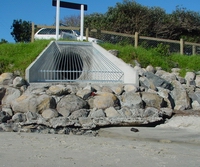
[56,50,84,80]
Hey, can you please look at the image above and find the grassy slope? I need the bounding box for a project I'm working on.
[101,43,200,76]
[1,40,200,78]
[0,40,51,76]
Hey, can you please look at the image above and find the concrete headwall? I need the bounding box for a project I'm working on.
[92,43,138,86]
[26,41,138,86]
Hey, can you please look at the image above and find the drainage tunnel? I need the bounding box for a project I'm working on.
[26,41,125,83]
[54,47,84,80]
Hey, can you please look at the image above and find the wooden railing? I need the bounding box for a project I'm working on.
[31,23,200,55]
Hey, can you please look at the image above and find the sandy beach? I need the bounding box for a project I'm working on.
[0,126,200,167]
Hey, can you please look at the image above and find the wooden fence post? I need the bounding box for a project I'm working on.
[31,22,35,43]
[135,32,138,48]
[192,45,196,55]
[180,38,184,55]
[86,28,89,41]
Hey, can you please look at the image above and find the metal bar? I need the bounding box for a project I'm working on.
[56,0,60,40]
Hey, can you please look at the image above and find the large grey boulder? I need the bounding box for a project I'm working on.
[177,76,186,84]
[110,84,124,95]
[120,107,133,117]
[143,107,160,117]
[36,94,56,114]
[195,75,200,88]
[170,80,191,110]
[47,85,70,96]
[133,66,146,76]
[104,107,120,117]
[0,111,12,123]
[24,111,49,126]
[1,108,13,116]
[141,92,164,109]
[0,73,14,85]
[65,85,79,94]
[171,68,181,74]
[0,87,6,103]
[13,77,26,88]
[139,76,156,90]
[11,94,37,113]
[69,109,89,120]
[90,85,101,92]
[56,94,88,117]
[76,89,92,100]
[146,65,156,73]
[160,108,173,117]
[12,113,26,123]
[191,101,200,110]
[89,109,106,118]
[124,84,138,93]
[144,72,173,90]
[130,108,145,117]
[142,107,163,123]
[11,94,56,114]
[92,92,119,110]
[189,91,200,104]
[2,87,21,108]
[158,71,177,83]
[41,108,59,120]
[121,92,144,109]
[26,111,39,121]
[155,69,169,77]
[101,86,113,93]
[185,72,196,86]
[188,91,200,110]
[157,87,174,108]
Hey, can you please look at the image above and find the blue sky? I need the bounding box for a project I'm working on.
[1,0,200,43]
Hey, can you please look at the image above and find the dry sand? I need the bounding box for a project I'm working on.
[0,125,200,167]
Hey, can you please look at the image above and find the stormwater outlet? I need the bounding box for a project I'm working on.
[55,47,84,80]
[26,41,138,85]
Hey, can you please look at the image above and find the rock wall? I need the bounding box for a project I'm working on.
[1,65,200,135]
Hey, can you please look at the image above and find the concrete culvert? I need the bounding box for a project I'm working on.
[26,41,138,85]
[56,48,84,80]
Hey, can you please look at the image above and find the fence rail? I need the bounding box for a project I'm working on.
[32,23,200,55]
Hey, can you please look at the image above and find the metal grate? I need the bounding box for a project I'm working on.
[35,41,124,83]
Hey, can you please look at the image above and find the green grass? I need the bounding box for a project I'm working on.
[1,40,200,79]
[101,43,200,77]
[169,54,200,76]
[0,40,51,76]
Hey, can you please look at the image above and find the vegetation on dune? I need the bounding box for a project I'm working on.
[1,40,200,78]
[101,42,200,76]
[0,40,51,76]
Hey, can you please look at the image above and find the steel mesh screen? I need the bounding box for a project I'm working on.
[36,41,124,83]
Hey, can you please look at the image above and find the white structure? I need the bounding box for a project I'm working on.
[26,41,138,86]
[56,0,60,40]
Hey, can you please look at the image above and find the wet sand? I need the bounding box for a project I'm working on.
[0,127,200,167]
